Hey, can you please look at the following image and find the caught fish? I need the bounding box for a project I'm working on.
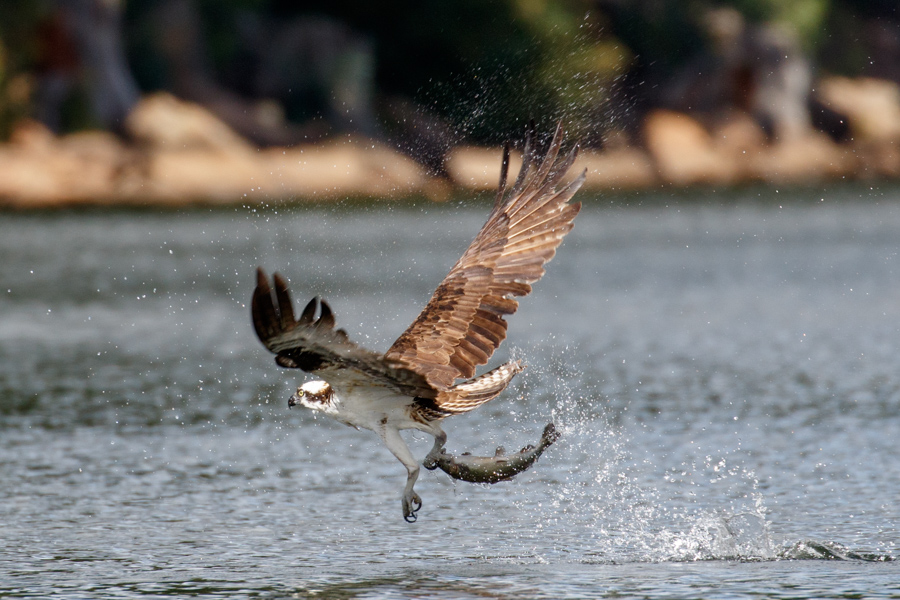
[424,423,561,484]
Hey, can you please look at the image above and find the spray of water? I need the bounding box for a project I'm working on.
[496,344,776,564]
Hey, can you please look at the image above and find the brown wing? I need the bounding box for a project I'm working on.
[252,268,435,398]
[384,121,585,390]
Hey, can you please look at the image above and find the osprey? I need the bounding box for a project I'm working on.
[252,122,584,522]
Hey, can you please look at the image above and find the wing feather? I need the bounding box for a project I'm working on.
[251,268,435,398]
[385,122,584,391]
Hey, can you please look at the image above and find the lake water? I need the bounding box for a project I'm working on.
[2,187,899,598]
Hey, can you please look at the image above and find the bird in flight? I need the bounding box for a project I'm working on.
[251,122,584,522]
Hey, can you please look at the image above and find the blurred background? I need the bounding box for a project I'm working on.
[1,0,900,206]
[4,4,900,594]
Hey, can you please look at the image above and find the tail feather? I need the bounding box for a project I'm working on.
[435,360,524,414]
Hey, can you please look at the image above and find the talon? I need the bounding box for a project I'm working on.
[423,445,446,471]
[402,493,422,523]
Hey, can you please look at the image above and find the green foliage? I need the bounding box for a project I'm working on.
[726,0,831,49]
[0,0,39,136]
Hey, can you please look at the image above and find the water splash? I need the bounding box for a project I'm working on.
[657,510,774,562]
[502,345,783,564]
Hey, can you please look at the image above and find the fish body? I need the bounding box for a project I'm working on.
[426,423,560,484]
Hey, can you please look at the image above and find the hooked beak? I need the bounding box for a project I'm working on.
[288,393,301,409]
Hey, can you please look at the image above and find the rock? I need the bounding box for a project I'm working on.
[124,92,255,153]
[851,140,900,179]
[747,132,854,184]
[121,94,430,203]
[4,89,900,208]
[129,136,431,204]
[706,110,768,181]
[709,110,768,155]
[134,147,265,204]
[447,145,657,192]
[0,112,432,206]
[0,120,127,206]
[576,148,657,190]
[261,136,431,200]
[643,109,739,186]
[815,77,900,143]
[445,146,523,191]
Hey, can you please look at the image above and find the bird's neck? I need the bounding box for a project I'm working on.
[301,392,339,415]
[305,393,360,429]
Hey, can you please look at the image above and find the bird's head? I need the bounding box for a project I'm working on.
[289,380,334,410]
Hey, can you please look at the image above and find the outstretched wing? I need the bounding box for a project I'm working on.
[251,268,435,398]
[385,122,584,390]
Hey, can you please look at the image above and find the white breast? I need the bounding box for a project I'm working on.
[321,370,418,432]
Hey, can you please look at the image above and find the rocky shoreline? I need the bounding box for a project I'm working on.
[2,79,900,209]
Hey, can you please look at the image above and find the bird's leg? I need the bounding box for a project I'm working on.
[422,425,447,471]
[380,426,422,522]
